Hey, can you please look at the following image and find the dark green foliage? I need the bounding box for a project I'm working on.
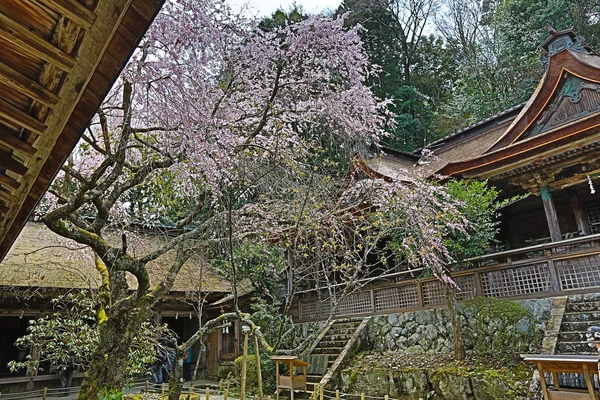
[339,0,599,144]
[259,5,308,31]
[234,352,277,394]
[444,180,519,265]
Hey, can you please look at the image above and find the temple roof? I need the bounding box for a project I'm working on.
[360,29,600,190]
[0,0,165,262]
[1,221,232,294]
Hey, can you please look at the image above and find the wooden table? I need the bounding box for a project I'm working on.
[271,356,309,400]
[522,354,600,400]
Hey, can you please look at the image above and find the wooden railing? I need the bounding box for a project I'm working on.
[295,233,600,322]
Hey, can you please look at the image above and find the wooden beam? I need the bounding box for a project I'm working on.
[0,150,28,175]
[0,188,16,203]
[0,12,77,71]
[36,0,97,30]
[0,202,8,214]
[0,129,37,157]
[0,173,20,190]
[540,186,563,242]
[0,97,47,135]
[0,60,60,107]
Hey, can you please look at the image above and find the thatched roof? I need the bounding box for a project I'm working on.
[1,221,232,294]
[0,0,165,262]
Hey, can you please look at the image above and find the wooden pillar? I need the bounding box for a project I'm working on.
[570,193,591,235]
[540,186,562,242]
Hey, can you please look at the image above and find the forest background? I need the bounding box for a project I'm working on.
[337,0,600,151]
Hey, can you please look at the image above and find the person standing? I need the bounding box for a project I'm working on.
[183,347,193,381]
[60,357,75,397]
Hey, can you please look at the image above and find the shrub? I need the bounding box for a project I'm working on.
[234,352,276,395]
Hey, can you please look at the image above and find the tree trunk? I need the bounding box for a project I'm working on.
[446,286,466,361]
[168,347,185,400]
[78,307,148,399]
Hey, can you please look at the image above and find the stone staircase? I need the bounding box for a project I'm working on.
[304,318,364,393]
[555,294,600,355]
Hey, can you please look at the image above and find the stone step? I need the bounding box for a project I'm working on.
[562,311,600,323]
[565,294,600,306]
[325,328,357,336]
[328,326,360,334]
[555,341,599,354]
[322,334,353,342]
[317,340,348,347]
[330,320,362,328]
[557,330,594,342]
[312,347,344,354]
[559,321,600,332]
[565,301,600,313]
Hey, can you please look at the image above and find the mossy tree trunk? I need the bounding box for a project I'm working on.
[168,347,185,400]
[446,286,466,360]
[78,307,150,399]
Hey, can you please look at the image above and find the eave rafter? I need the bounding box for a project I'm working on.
[0,0,165,262]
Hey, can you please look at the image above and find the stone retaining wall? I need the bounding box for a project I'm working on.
[365,298,554,354]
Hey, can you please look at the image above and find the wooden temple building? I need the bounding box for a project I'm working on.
[0,0,245,388]
[293,28,600,322]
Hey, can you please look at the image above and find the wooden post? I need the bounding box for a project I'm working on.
[536,362,550,400]
[473,272,484,296]
[275,359,280,400]
[145,380,149,392]
[42,387,47,400]
[162,383,166,396]
[254,334,264,400]
[547,259,561,292]
[416,283,424,307]
[583,364,596,400]
[224,387,229,400]
[320,386,324,400]
[206,387,210,400]
[241,329,250,400]
[370,289,376,313]
[384,395,389,400]
[335,390,340,400]
[540,186,562,243]
[551,372,560,389]
[220,380,224,391]
[570,194,591,235]
[361,394,365,400]
[290,361,294,400]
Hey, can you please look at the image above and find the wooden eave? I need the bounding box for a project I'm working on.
[0,0,165,262]
[438,48,600,180]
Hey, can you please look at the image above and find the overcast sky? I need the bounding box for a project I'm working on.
[239,0,343,17]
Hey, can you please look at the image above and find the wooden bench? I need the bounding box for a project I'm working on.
[522,354,600,400]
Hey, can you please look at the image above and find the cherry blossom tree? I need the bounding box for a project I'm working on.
[40,0,388,397]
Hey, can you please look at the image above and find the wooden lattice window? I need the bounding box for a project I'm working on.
[556,254,600,290]
[422,275,477,305]
[337,291,372,316]
[480,263,551,297]
[454,275,477,302]
[374,284,419,311]
[422,281,445,306]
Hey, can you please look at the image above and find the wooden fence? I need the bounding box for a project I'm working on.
[295,233,600,322]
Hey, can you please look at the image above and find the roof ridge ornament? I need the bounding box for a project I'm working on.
[539,26,592,67]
